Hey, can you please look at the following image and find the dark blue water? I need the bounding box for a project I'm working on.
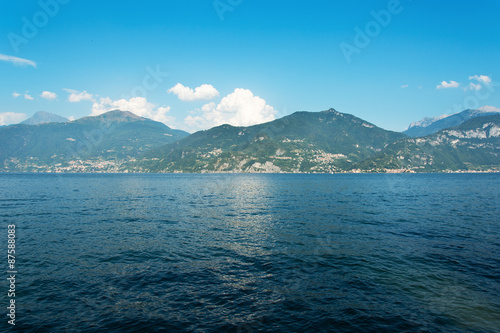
[1,173,499,332]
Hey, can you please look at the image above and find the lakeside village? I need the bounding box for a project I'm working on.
[2,156,499,174]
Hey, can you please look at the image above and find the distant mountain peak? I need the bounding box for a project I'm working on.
[20,111,68,125]
[478,105,500,113]
[96,110,142,119]
[78,110,146,124]
[407,114,449,130]
[404,106,500,137]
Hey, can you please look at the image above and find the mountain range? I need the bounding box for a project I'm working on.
[403,106,500,137]
[358,114,500,172]
[1,108,499,173]
[136,109,406,173]
[0,110,188,172]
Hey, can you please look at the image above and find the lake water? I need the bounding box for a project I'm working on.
[1,173,499,332]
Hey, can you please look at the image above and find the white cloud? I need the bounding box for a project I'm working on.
[401,84,409,88]
[24,93,34,100]
[465,75,492,91]
[436,80,460,89]
[91,96,174,125]
[469,75,491,85]
[63,89,95,102]
[41,91,57,101]
[467,83,482,91]
[168,83,219,101]
[0,54,36,68]
[12,92,21,98]
[184,88,276,131]
[0,112,27,125]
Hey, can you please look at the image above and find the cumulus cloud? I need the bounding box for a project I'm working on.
[91,96,174,125]
[469,75,491,85]
[436,80,460,89]
[467,83,482,91]
[401,84,409,88]
[465,75,492,91]
[63,89,95,102]
[0,54,36,68]
[24,93,34,100]
[184,88,276,131]
[41,91,57,101]
[0,112,27,125]
[168,83,219,101]
[12,92,21,98]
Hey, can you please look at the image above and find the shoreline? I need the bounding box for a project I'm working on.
[1,170,499,175]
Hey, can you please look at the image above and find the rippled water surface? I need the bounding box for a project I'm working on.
[1,173,499,332]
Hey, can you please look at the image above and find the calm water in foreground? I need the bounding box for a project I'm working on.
[0,173,499,332]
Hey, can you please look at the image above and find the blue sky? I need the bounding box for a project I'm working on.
[1,0,499,132]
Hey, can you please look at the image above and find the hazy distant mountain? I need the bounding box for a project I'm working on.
[403,106,500,137]
[406,114,449,130]
[137,109,407,173]
[358,114,500,172]
[0,110,189,172]
[20,111,69,125]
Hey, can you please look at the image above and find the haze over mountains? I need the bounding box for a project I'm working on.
[1,107,499,173]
